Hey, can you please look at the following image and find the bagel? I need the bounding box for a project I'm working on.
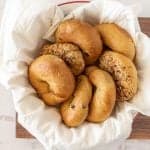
[28,55,75,105]
[41,43,85,75]
[96,23,135,60]
[60,75,92,127]
[86,66,116,123]
[55,19,103,64]
[99,51,138,101]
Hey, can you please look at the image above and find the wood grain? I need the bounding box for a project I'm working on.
[16,17,150,139]
[139,18,150,36]
[130,114,150,139]
[16,115,33,138]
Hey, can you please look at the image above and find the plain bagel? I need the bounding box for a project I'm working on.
[60,75,92,127]
[28,55,75,105]
[55,19,103,64]
[96,23,135,60]
[86,66,116,123]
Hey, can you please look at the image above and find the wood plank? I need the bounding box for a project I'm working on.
[16,120,33,138]
[16,17,150,139]
[139,18,150,36]
[130,114,150,139]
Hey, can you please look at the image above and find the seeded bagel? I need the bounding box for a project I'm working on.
[41,43,85,75]
[99,51,138,101]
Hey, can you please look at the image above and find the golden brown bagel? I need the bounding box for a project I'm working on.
[96,23,135,60]
[99,51,138,101]
[55,19,103,64]
[28,55,75,105]
[41,43,85,75]
[60,75,92,127]
[86,66,116,123]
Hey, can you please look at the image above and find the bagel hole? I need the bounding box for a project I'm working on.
[116,70,121,74]
[70,104,75,109]
[114,64,117,68]
[82,105,87,109]
[37,80,50,93]
[122,66,126,70]
[77,77,82,84]
[93,86,97,93]
[127,75,131,78]
[83,52,90,57]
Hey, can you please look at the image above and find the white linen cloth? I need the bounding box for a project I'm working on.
[0,0,150,150]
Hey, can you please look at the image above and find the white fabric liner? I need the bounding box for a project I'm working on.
[0,0,150,150]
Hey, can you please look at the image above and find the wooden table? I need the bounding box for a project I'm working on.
[16,18,150,139]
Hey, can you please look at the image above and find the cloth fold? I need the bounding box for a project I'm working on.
[0,0,150,150]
